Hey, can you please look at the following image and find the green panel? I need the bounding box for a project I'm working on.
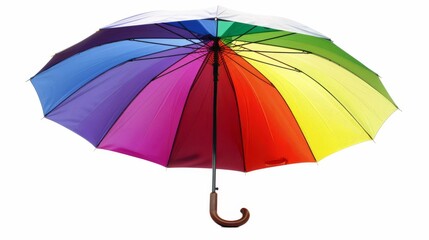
[217,20,283,38]
[228,32,396,105]
[217,21,234,37]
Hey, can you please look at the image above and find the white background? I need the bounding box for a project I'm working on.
[1,0,428,239]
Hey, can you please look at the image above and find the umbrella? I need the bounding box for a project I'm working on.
[30,6,397,227]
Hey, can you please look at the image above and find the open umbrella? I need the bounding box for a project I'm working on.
[30,6,397,227]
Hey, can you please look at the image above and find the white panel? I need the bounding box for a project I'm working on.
[104,6,327,38]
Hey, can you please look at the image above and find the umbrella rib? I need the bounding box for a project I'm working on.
[221,25,257,46]
[130,39,203,49]
[95,47,207,147]
[232,49,308,54]
[155,53,207,79]
[235,45,301,70]
[223,54,276,88]
[133,50,208,61]
[220,54,248,172]
[126,42,207,62]
[227,52,298,72]
[156,23,206,47]
[224,32,296,48]
[221,28,285,40]
[223,53,317,163]
[235,47,374,140]
[176,22,211,48]
[227,38,314,56]
[300,71,374,140]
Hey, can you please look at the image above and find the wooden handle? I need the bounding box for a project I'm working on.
[209,192,250,227]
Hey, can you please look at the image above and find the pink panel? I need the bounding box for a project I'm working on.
[99,54,206,166]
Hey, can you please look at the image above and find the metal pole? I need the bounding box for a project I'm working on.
[208,36,250,227]
[212,37,220,193]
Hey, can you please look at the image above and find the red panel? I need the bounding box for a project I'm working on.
[168,53,245,171]
[168,56,213,169]
[223,51,315,172]
[217,55,245,171]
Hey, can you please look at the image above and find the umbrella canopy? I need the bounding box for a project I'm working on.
[30,6,397,227]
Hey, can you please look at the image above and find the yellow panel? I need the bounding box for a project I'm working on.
[227,42,397,160]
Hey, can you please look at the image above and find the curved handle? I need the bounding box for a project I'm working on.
[209,192,250,227]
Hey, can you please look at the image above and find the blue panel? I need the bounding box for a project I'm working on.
[198,20,217,37]
[167,19,216,37]
[31,40,177,115]
[46,45,198,146]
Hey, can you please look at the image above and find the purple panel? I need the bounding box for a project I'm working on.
[47,46,200,146]
[39,23,208,73]
[99,53,206,166]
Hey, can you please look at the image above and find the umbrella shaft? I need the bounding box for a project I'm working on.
[212,37,220,193]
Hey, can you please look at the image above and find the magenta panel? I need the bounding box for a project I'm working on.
[99,54,206,166]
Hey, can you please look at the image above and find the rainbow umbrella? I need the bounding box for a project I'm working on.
[30,6,397,227]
